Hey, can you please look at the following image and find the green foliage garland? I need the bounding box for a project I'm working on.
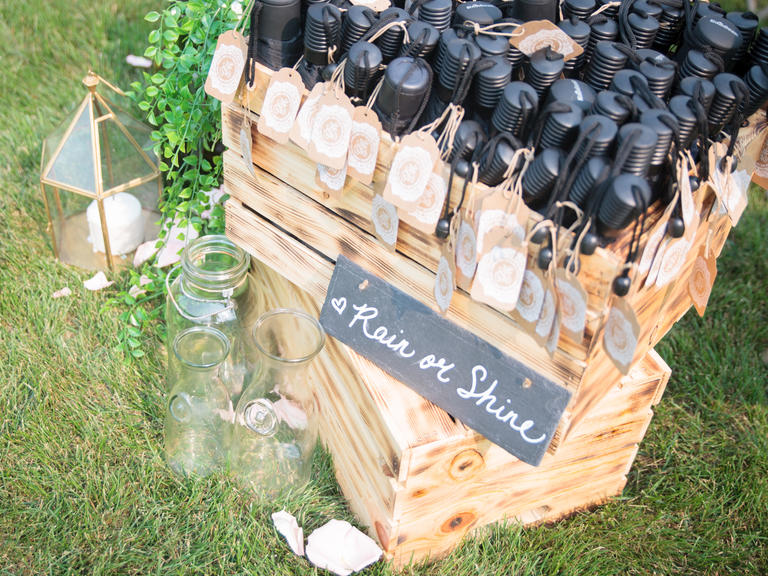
[109,0,241,358]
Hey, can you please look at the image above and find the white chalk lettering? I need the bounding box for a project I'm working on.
[348,303,416,358]
[418,354,455,383]
[456,365,546,444]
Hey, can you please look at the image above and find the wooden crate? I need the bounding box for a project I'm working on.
[220,62,732,564]
[221,62,731,445]
[251,257,670,567]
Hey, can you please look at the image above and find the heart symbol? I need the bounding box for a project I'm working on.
[331,297,347,315]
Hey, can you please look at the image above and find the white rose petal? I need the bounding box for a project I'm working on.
[271,510,305,557]
[83,272,114,291]
[133,239,159,267]
[273,397,308,430]
[125,54,153,68]
[200,187,226,220]
[306,519,382,576]
[52,287,72,299]
[154,214,200,268]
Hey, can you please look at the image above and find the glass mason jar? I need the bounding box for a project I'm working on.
[230,309,326,497]
[166,235,261,405]
[164,326,233,477]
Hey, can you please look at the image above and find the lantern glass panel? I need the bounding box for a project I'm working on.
[45,104,97,195]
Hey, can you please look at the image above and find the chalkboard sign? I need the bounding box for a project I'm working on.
[319,256,572,466]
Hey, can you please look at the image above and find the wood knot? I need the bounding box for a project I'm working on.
[374,521,390,551]
[441,511,477,534]
[449,449,485,480]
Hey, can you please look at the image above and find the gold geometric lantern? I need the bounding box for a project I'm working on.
[40,72,162,270]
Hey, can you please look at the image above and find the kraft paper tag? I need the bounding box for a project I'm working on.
[316,162,348,198]
[545,302,561,357]
[435,218,458,314]
[680,158,696,228]
[398,163,449,232]
[655,207,699,289]
[347,107,382,185]
[533,279,556,347]
[290,82,324,150]
[603,298,641,375]
[383,132,440,211]
[709,143,749,226]
[725,168,750,226]
[435,253,455,314]
[204,30,247,103]
[688,245,717,317]
[638,220,667,281]
[555,269,587,343]
[371,194,399,250]
[257,67,305,144]
[655,236,691,288]
[509,20,583,62]
[470,235,528,312]
[308,88,355,170]
[454,214,479,291]
[514,267,547,329]
[475,189,527,258]
[239,112,256,178]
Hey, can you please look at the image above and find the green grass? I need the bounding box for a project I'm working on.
[1,0,767,574]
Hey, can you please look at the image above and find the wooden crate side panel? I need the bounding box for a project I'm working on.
[388,450,635,566]
[394,405,653,501]
[223,152,584,388]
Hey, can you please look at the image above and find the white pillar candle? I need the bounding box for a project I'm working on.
[86,192,145,255]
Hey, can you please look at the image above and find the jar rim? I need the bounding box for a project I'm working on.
[252,308,326,364]
[173,326,231,369]
[181,235,250,292]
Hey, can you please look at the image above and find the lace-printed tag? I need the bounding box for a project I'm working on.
[435,253,455,314]
[371,194,399,250]
[257,67,305,143]
[470,236,528,311]
[316,162,348,198]
[509,20,583,62]
[435,218,458,314]
[688,244,718,317]
[308,88,355,170]
[545,304,561,356]
[239,110,256,178]
[383,132,440,211]
[454,215,478,290]
[398,164,449,232]
[709,143,749,226]
[555,269,587,343]
[204,31,247,103]
[533,280,556,347]
[515,267,546,328]
[347,107,382,185]
[603,298,641,375]
[474,186,528,258]
[290,82,324,150]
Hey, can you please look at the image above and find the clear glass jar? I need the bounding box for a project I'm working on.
[230,309,326,497]
[164,326,233,477]
[166,235,261,405]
